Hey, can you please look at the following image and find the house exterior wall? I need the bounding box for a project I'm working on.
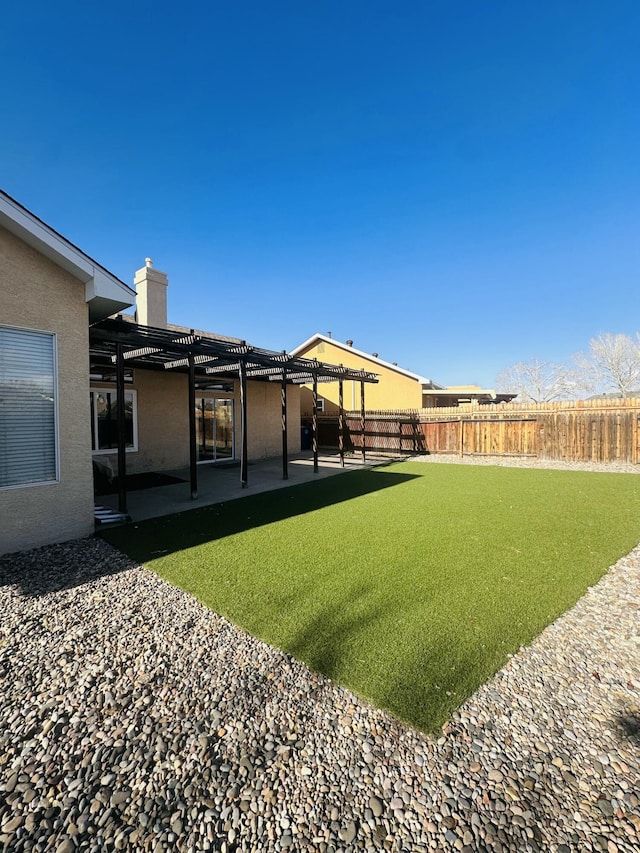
[296,340,423,414]
[93,369,190,475]
[95,374,301,474]
[0,226,94,554]
[247,381,301,458]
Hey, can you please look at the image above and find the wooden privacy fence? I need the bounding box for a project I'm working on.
[320,399,640,464]
[344,411,425,454]
[311,412,425,454]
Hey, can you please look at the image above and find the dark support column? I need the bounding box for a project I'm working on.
[312,377,319,473]
[188,352,198,499]
[240,360,248,487]
[338,378,344,468]
[281,371,288,480]
[115,343,127,515]
[361,380,366,465]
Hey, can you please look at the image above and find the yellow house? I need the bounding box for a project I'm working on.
[291,335,517,414]
[291,334,444,414]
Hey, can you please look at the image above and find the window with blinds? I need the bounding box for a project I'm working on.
[0,327,58,489]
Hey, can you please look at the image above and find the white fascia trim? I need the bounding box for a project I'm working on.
[0,192,136,308]
[291,333,441,387]
[85,268,135,306]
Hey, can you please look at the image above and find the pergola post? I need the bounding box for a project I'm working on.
[281,370,288,480]
[188,351,198,499]
[361,380,366,465]
[312,376,319,473]
[239,360,248,487]
[115,342,127,515]
[338,378,344,467]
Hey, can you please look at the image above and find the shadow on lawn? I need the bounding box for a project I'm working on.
[285,599,484,734]
[100,468,419,562]
[277,576,487,734]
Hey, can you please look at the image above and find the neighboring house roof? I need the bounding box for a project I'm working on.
[120,312,246,346]
[422,388,518,404]
[587,391,640,400]
[291,333,443,389]
[0,190,136,322]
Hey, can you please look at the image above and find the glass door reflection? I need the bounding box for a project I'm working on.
[195,397,234,463]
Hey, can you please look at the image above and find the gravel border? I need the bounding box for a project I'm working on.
[1,522,639,851]
[406,454,640,475]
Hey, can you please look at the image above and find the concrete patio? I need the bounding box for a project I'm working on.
[96,451,399,523]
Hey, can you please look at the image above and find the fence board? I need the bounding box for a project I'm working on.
[314,399,640,464]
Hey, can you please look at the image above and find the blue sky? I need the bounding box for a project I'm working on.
[3,1,639,387]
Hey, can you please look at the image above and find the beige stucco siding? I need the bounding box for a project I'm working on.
[247,382,301,458]
[0,226,94,554]
[95,375,301,474]
[298,340,422,413]
[94,370,190,475]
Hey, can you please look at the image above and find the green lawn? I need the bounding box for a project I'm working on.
[102,462,640,733]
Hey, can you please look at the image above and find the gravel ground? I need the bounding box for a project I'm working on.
[406,454,640,475]
[1,469,639,852]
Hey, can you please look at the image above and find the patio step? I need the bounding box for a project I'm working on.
[94,504,131,527]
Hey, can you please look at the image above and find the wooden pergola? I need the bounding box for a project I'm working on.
[89,317,378,513]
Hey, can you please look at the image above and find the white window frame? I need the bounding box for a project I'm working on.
[90,387,138,454]
[316,397,325,413]
[0,325,60,491]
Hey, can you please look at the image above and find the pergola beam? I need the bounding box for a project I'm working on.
[164,353,220,370]
[205,362,241,374]
[92,318,378,386]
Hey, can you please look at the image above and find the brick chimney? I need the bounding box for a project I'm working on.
[134,257,168,328]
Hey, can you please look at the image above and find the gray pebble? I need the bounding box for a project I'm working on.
[1,533,638,853]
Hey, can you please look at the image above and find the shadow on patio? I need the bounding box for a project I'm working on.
[96,451,406,524]
[100,461,418,561]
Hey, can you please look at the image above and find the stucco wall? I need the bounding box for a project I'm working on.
[247,381,301,458]
[297,340,422,413]
[94,369,190,475]
[95,375,301,475]
[0,226,94,554]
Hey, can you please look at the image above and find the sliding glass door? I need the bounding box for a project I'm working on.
[195,397,234,463]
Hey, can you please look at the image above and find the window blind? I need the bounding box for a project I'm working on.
[0,327,57,488]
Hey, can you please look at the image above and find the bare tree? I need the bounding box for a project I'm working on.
[573,333,640,398]
[495,359,580,403]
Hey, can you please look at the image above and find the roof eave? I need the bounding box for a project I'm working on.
[292,332,440,386]
[0,190,136,322]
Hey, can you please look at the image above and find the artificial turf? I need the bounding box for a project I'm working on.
[102,461,640,733]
